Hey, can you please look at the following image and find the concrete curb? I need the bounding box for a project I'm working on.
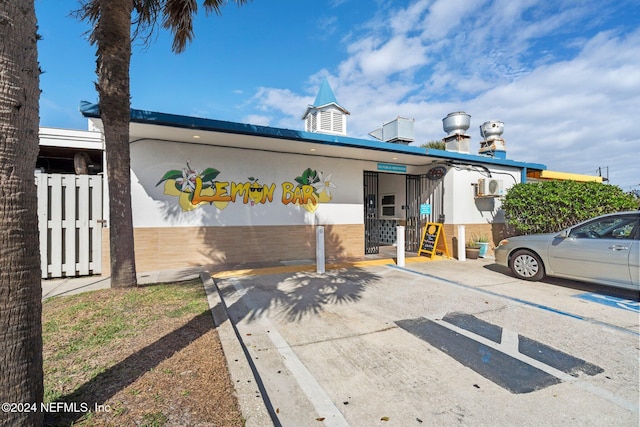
[200,272,275,427]
[41,267,204,300]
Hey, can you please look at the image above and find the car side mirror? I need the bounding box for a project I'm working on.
[557,230,570,238]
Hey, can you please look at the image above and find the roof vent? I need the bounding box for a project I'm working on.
[479,120,507,159]
[479,121,504,141]
[369,117,415,145]
[442,112,471,135]
[441,112,471,153]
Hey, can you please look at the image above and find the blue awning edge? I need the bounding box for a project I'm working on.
[79,101,547,172]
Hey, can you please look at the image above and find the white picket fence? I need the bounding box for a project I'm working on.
[36,173,103,278]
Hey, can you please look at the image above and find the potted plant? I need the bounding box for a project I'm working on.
[465,239,480,259]
[473,234,490,258]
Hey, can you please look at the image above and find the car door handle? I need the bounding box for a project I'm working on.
[608,245,629,251]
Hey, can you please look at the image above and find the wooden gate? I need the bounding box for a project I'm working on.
[36,173,103,278]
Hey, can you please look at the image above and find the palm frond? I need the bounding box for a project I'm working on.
[132,0,162,48]
[202,0,225,15]
[72,0,101,45]
[200,0,248,15]
[162,0,199,53]
[75,0,251,53]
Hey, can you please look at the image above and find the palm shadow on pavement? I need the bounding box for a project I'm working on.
[217,267,381,324]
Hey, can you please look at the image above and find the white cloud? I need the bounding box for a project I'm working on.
[466,29,640,187]
[248,87,313,129]
[389,0,431,35]
[242,114,271,126]
[357,35,429,79]
[316,15,338,36]
[247,1,639,189]
[251,87,311,116]
[419,0,486,40]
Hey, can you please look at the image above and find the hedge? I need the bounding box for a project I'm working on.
[501,180,637,235]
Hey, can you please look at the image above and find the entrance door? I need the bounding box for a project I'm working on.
[363,171,379,254]
[405,174,444,252]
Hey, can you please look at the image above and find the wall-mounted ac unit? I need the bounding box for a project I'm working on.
[477,178,504,197]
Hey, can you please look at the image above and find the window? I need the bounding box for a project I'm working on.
[569,215,639,239]
[381,194,395,217]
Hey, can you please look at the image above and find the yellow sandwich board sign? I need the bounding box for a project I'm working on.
[418,222,450,259]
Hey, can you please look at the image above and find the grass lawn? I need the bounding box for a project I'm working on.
[42,279,244,426]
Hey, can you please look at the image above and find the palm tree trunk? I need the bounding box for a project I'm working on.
[95,0,137,287]
[0,1,44,425]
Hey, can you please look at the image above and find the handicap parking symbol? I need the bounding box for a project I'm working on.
[576,293,640,313]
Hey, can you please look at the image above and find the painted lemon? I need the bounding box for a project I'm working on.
[164,179,182,196]
[317,190,332,203]
[248,181,263,205]
[179,187,215,211]
[301,193,320,213]
[179,191,197,211]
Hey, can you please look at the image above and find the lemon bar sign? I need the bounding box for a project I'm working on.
[157,163,336,213]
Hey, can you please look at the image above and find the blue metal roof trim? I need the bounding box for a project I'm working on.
[425,148,546,171]
[79,101,100,116]
[79,101,546,169]
[79,101,427,156]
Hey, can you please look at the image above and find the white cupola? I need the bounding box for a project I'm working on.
[302,77,350,136]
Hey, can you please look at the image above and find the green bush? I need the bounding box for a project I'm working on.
[501,180,637,235]
[421,140,445,150]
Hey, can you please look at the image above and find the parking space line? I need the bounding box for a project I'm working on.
[389,264,640,337]
[397,315,637,413]
[228,279,350,427]
[439,316,637,413]
[500,329,519,352]
[396,317,561,394]
[518,335,603,377]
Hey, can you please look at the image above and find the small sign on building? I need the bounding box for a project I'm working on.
[377,163,407,173]
[420,203,431,215]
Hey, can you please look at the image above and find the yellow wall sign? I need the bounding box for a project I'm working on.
[156,163,336,213]
[418,222,450,259]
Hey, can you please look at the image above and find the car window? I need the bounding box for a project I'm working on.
[569,215,639,240]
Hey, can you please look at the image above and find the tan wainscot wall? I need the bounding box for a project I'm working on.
[100,224,364,276]
[100,222,505,276]
[443,223,507,259]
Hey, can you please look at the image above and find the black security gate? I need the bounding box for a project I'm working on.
[405,174,445,252]
[363,171,379,254]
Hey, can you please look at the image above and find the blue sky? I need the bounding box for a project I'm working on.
[37,0,639,191]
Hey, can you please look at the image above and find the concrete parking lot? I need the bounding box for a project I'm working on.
[206,257,639,427]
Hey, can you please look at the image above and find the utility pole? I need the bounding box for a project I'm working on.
[597,166,609,182]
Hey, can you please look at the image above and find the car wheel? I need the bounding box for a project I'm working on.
[509,249,545,281]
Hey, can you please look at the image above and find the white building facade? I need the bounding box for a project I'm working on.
[73,101,541,275]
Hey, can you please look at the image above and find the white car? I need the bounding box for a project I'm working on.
[495,211,640,290]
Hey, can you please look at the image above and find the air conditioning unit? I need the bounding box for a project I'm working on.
[477,178,504,197]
